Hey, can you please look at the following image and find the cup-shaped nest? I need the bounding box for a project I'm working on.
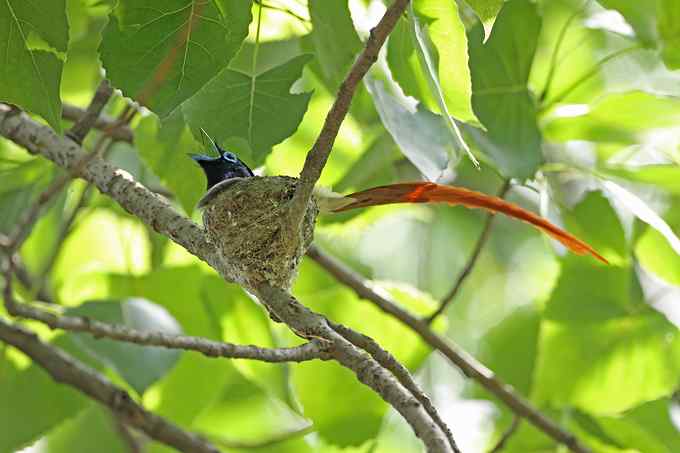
[199,176,318,290]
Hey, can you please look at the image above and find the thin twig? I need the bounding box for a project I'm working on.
[67,80,114,144]
[427,180,511,322]
[306,245,592,453]
[62,104,134,143]
[539,45,641,113]
[287,0,410,251]
[488,416,521,453]
[0,316,220,453]
[331,322,459,452]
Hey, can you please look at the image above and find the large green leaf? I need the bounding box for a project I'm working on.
[411,0,478,126]
[99,0,252,116]
[534,194,680,414]
[544,91,680,144]
[44,404,127,453]
[66,298,183,394]
[0,0,67,132]
[182,54,313,166]
[365,77,451,181]
[308,0,361,91]
[636,208,680,285]
[467,0,543,179]
[465,0,504,37]
[135,110,205,214]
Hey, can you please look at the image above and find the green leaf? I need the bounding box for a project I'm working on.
[308,0,361,90]
[600,165,680,195]
[588,399,680,453]
[365,77,451,181]
[65,298,183,394]
[636,224,680,285]
[473,306,540,397]
[408,1,477,166]
[99,0,252,117]
[387,17,436,110]
[182,54,313,166]
[535,311,680,414]
[0,0,67,132]
[562,191,628,266]
[602,180,680,257]
[595,1,658,46]
[658,0,680,69]
[544,91,680,144]
[467,0,543,179]
[465,0,504,37]
[44,404,127,453]
[412,0,479,126]
[0,336,88,453]
[135,110,205,214]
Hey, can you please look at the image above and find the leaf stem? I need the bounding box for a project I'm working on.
[539,44,641,114]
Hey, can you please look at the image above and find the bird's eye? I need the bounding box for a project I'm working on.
[223,152,237,163]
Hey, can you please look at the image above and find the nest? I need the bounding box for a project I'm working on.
[200,176,318,290]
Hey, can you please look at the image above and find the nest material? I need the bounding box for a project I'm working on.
[200,176,318,290]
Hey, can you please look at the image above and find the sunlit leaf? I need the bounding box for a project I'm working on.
[636,224,680,286]
[308,0,361,91]
[100,0,252,116]
[182,54,313,166]
[544,91,680,144]
[600,165,680,195]
[465,0,504,38]
[135,110,205,214]
[602,180,680,256]
[0,0,67,131]
[365,77,451,181]
[66,298,183,394]
[467,0,543,179]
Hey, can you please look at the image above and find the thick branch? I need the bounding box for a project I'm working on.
[288,0,410,245]
[0,317,220,453]
[0,105,226,278]
[307,245,592,453]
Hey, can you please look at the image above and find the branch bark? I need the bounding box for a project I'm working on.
[306,245,592,453]
[62,103,134,143]
[0,317,221,453]
[0,104,457,453]
[288,0,410,247]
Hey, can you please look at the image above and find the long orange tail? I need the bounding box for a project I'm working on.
[333,182,608,264]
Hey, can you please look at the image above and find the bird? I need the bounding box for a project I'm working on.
[191,133,607,290]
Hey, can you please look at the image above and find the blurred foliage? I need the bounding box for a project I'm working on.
[1,0,680,452]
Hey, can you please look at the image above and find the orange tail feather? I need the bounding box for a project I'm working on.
[333,182,608,264]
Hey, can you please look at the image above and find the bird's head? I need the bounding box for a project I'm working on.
[189,130,254,191]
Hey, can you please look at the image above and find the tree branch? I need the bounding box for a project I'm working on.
[0,104,226,278]
[0,104,458,452]
[287,0,410,248]
[62,103,134,143]
[306,245,592,453]
[66,80,114,144]
[427,180,511,323]
[0,317,221,453]
[254,283,458,453]
[2,256,326,363]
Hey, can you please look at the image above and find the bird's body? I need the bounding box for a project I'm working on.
[191,134,607,289]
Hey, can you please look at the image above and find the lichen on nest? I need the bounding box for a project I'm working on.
[199,176,318,291]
